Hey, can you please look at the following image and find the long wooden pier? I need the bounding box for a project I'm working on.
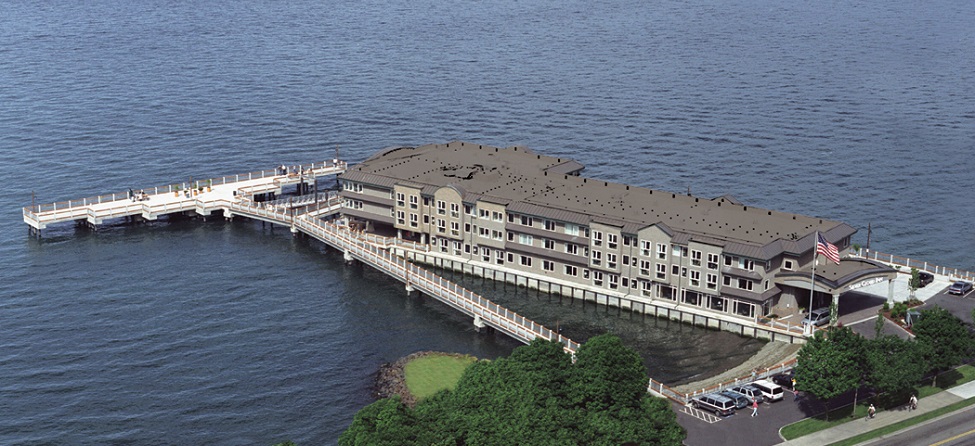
[22,163,579,354]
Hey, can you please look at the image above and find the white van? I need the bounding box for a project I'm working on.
[751,379,784,402]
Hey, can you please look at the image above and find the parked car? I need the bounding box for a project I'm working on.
[751,379,785,402]
[801,308,830,327]
[917,271,934,288]
[948,281,973,296]
[771,370,795,389]
[719,390,750,410]
[728,384,764,404]
[691,393,736,416]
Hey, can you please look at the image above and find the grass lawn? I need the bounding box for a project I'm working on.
[404,354,477,400]
[780,364,975,440]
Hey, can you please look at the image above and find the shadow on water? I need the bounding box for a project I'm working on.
[411,266,767,385]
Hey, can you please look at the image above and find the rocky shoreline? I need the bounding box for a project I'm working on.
[373,351,475,408]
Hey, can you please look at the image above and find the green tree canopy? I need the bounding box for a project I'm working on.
[865,335,926,396]
[913,306,974,385]
[795,327,865,418]
[339,334,685,446]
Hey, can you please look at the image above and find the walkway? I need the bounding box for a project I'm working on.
[778,380,975,446]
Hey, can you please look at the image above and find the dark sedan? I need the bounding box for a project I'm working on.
[917,271,934,288]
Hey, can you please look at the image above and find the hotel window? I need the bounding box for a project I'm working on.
[739,258,755,271]
[657,243,668,260]
[465,204,475,216]
[723,276,732,286]
[496,250,505,265]
[592,250,602,266]
[593,271,604,286]
[518,234,533,245]
[450,221,460,236]
[437,200,446,215]
[640,260,651,276]
[544,239,555,250]
[439,238,448,253]
[507,253,514,263]
[672,245,688,258]
[607,253,617,269]
[492,211,503,222]
[708,253,719,270]
[409,213,418,227]
[397,211,406,225]
[656,263,667,280]
[508,213,516,223]
[520,216,533,227]
[542,260,555,272]
[453,241,462,256]
[592,231,603,246]
[607,234,618,249]
[520,255,532,267]
[641,280,653,295]
[623,236,633,246]
[396,192,405,207]
[492,230,503,241]
[641,240,652,257]
[623,255,629,266]
[608,274,619,290]
[479,227,490,237]
[583,269,590,280]
[437,219,446,233]
[465,223,471,233]
[738,278,754,291]
[479,209,490,218]
[672,265,687,277]
[564,265,578,277]
[622,277,629,288]
[409,195,418,209]
[783,259,795,271]
[724,255,734,267]
[450,203,459,218]
[565,224,580,236]
[482,247,491,262]
[466,244,472,254]
[544,220,556,231]
[424,215,429,224]
[565,243,579,255]
[423,197,430,206]
[707,273,718,290]
[689,270,701,287]
[691,250,702,267]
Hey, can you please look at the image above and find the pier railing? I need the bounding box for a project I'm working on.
[649,357,797,405]
[24,160,346,216]
[862,249,975,282]
[222,201,579,354]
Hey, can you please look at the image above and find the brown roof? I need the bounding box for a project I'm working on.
[343,141,856,257]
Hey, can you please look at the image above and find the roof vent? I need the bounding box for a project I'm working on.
[626,185,630,190]
[768,211,772,215]
[744,206,748,211]
[695,198,699,203]
[584,178,587,183]
[604,182,608,186]
[672,194,676,198]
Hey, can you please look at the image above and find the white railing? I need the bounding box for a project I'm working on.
[863,248,975,282]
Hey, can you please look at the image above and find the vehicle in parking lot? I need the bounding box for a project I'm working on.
[691,393,736,416]
[801,308,830,327]
[751,379,785,402]
[719,390,750,410]
[771,370,795,389]
[917,271,934,288]
[948,281,973,295]
[728,384,764,404]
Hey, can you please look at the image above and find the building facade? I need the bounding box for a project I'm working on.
[338,141,893,323]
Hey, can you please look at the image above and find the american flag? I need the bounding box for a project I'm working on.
[817,233,841,264]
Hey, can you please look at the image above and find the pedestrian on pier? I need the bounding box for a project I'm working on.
[750,398,758,417]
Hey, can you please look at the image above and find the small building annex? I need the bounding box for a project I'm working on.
[337,141,895,325]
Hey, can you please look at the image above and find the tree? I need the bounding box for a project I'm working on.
[795,327,864,419]
[913,306,975,387]
[874,310,885,338]
[908,268,920,300]
[865,335,926,397]
[339,336,685,445]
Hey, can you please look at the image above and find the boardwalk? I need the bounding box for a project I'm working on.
[21,164,579,354]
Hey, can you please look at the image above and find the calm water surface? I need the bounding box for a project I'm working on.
[1,0,972,444]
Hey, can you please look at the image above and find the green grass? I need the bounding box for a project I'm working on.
[404,354,477,400]
[827,397,975,446]
[780,365,975,440]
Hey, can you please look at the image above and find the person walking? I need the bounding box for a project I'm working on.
[909,394,918,411]
[751,398,759,417]
[867,404,876,420]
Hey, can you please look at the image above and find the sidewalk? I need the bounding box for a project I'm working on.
[777,380,975,446]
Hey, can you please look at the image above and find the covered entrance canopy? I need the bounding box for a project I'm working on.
[774,257,897,325]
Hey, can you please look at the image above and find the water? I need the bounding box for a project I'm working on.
[1,0,972,444]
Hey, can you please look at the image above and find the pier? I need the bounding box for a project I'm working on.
[21,162,579,354]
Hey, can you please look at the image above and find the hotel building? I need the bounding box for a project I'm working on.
[337,141,895,329]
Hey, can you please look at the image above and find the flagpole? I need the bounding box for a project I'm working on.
[808,231,818,333]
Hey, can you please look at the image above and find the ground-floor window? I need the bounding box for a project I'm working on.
[593,271,604,287]
[683,290,701,306]
[659,285,675,301]
[608,274,619,290]
[641,280,653,296]
[708,295,726,312]
[733,300,754,318]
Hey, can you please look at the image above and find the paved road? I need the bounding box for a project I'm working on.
[858,404,975,446]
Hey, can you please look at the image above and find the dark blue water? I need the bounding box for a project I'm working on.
[2,0,973,444]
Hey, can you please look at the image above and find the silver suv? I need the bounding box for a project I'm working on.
[729,384,764,404]
[801,308,830,327]
[691,393,736,416]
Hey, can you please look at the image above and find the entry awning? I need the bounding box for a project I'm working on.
[774,258,897,295]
